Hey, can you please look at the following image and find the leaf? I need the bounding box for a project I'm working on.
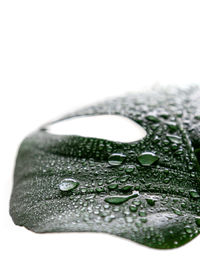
[10,86,200,249]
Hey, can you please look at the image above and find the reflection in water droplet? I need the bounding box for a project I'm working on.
[108,153,126,166]
[59,178,79,192]
[137,152,159,166]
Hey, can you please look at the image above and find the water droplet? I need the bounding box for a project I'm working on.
[125,165,135,173]
[189,190,200,199]
[140,218,147,223]
[104,196,130,205]
[132,191,139,198]
[139,210,147,217]
[106,177,117,184]
[135,222,142,228]
[146,114,160,123]
[163,178,171,184]
[104,215,115,222]
[107,184,118,190]
[108,153,126,166]
[59,178,79,192]
[125,216,134,223]
[132,200,141,206]
[146,198,156,206]
[166,122,178,132]
[167,134,182,144]
[195,115,200,120]
[104,193,137,205]
[129,205,138,212]
[185,226,193,234]
[96,187,105,193]
[195,218,200,227]
[81,188,87,193]
[119,185,133,193]
[172,208,183,216]
[119,176,129,183]
[137,152,159,166]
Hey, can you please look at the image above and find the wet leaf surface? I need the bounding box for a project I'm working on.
[10,86,200,249]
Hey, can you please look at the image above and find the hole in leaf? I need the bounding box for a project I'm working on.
[46,115,147,143]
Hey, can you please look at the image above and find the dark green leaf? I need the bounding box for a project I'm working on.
[10,86,200,249]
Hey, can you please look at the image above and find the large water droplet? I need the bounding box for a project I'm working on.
[59,178,79,192]
[104,194,136,205]
[104,196,130,205]
[108,153,126,166]
[137,152,159,166]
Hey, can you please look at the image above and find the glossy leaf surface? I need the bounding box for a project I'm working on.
[10,87,200,249]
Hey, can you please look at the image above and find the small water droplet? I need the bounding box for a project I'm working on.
[166,122,178,132]
[189,190,200,199]
[195,218,200,227]
[129,205,138,212]
[139,210,147,217]
[108,153,126,166]
[146,114,160,123]
[119,176,129,183]
[119,185,133,193]
[195,115,200,120]
[106,177,117,184]
[59,178,79,192]
[107,184,118,190]
[132,200,141,206]
[125,165,135,173]
[140,218,147,223]
[167,134,182,144]
[172,208,183,216]
[81,188,87,193]
[146,198,156,206]
[137,152,159,166]
[125,216,134,223]
[96,187,104,193]
[185,226,193,234]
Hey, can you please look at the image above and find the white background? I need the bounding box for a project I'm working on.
[1,0,200,266]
